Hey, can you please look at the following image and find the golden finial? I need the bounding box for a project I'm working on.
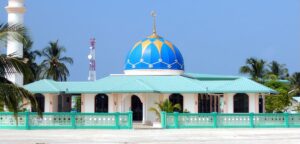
[151,11,157,35]
[148,11,160,38]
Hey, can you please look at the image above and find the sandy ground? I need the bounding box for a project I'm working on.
[0,128,300,144]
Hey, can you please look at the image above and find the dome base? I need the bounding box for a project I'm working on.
[124,69,184,75]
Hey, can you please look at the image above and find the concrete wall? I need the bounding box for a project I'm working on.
[81,94,96,112]
[145,93,160,122]
[41,92,261,120]
[225,93,234,113]
[182,93,197,113]
[224,93,259,113]
[107,94,114,112]
[44,94,58,112]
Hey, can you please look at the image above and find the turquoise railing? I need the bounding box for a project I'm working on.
[0,111,132,130]
[161,112,300,128]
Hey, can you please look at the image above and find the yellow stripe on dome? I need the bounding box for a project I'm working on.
[141,39,151,56]
[164,40,176,53]
[130,41,142,53]
[153,39,163,54]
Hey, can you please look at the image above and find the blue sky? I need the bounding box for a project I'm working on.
[0,0,299,81]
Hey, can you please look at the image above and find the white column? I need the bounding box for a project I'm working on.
[263,95,266,113]
[140,94,147,124]
[82,94,95,112]
[182,93,196,113]
[142,102,146,124]
[5,0,26,86]
[248,93,256,113]
[226,94,234,113]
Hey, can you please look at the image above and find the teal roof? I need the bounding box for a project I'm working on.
[183,73,239,80]
[24,79,61,93]
[24,73,276,94]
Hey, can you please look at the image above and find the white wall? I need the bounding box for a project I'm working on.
[225,93,259,113]
[145,93,160,122]
[248,93,258,113]
[82,94,96,112]
[44,94,51,112]
[226,93,234,113]
[182,93,197,113]
[43,94,58,112]
[107,94,114,112]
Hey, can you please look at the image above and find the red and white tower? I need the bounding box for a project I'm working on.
[88,38,96,81]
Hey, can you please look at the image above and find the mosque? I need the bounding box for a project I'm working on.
[7,0,275,125]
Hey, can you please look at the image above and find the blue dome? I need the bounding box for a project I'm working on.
[124,35,184,75]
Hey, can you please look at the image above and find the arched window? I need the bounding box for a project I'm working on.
[169,94,183,112]
[234,93,249,113]
[32,93,45,112]
[131,95,143,121]
[95,94,108,112]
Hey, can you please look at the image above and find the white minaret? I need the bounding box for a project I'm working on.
[5,0,26,85]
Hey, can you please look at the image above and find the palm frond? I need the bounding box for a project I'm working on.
[0,77,42,124]
[0,24,27,44]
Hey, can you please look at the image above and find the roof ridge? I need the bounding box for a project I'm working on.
[44,79,62,92]
[179,76,207,91]
[136,79,158,92]
[238,77,277,92]
[212,78,240,91]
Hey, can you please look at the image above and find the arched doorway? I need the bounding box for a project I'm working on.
[169,94,183,112]
[95,94,108,112]
[131,95,143,121]
[32,94,45,112]
[259,95,264,113]
[234,93,249,113]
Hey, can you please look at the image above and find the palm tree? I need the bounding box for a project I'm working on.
[290,72,300,95]
[240,57,267,82]
[267,61,289,79]
[149,99,181,120]
[22,34,41,84]
[0,23,40,119]
[39,40,73,81]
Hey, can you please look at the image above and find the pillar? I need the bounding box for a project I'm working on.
[82,94,96,112]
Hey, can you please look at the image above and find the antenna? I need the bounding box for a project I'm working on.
[88,38,96,81]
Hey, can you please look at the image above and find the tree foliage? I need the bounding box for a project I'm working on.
[239,57,267,82]
[264,80,291,113]
[239,57,298,113]
[22,34,41,84]
[0,23,41,121]
[148,99,181,120]
[39,40,73,81]
[290,72,300,95]
[267,61,289,79]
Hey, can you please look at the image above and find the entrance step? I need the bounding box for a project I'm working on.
[133,122,160,129]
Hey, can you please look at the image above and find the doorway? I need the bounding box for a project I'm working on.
[131,95,143,121]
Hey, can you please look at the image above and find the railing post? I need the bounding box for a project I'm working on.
[249,113,254,128]
[160,111,166,128]
[284,112,289,128]
[174,112,179,128]
[212,112,217,128]
[115,112,120,129]
[25,111,30,130]
[71,111,76,129]
[128,111,133,129]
